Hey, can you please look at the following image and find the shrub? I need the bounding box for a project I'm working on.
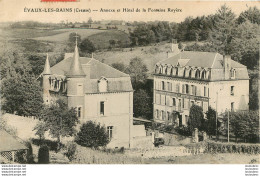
[75,121,109,149]
[64,142,77,161]
[31,138,64,151]
[38,145,50,164]
[25,142,34,164]
[175,126,192,136]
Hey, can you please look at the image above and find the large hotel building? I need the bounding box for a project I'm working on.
[153,51,249,126]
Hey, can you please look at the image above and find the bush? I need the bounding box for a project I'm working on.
[31,138,64,151]
[25,142,34,164]
[176,126,192,136]
[64,142,77,161]
[38,145,50,164]
[75,121,109,149]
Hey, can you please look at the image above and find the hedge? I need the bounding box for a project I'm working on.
[185,141,260,155]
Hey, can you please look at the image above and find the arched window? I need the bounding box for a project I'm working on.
[98,77,108,92]
[195,69,200,79]
[231,68,236,79]
[201,70,207,79]
[189,69,192,78]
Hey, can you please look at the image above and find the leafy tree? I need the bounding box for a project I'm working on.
[237,6,260,25]
[111,62,126,73]
[126,57,148,90]
[229,21,259,69]
[109,40,116,48]
[1,72,43,117]
[204,106,217,138]
[75,121,109,148]
[188,105,204,131]
[79,38,96,54]
[210,5,236,54]
[37,99,79,147]
[27,54,46,76]
[133,89,153,120]
[228,110,259,143]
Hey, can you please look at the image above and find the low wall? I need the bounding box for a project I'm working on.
[131,136,154,149]
[164,133,192,146]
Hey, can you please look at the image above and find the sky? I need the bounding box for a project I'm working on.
[0,0,259,23]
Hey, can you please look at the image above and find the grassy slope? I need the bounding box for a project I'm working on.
[94,42,173,74]
[87,30,130,49]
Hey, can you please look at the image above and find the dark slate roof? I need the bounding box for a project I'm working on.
[86,77,133,94]
[50,55,129,79]
[0,130,28,152]
[159,51,247,69]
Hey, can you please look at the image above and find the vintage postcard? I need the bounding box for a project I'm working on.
[0,0,259,174]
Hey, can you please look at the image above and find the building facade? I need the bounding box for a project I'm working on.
[40,43,133,148]
[153,51,249,126]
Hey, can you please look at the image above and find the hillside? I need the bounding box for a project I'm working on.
[87,30,130,49]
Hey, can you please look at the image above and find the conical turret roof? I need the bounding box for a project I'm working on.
[67,40,85,77]
[42,53,51,75]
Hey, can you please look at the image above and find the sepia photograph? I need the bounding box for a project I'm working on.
[0,0,259,171]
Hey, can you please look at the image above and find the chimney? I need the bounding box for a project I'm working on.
[224,55,231,80]
[82,64,91,80]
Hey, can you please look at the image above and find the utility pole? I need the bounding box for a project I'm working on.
[215,91,218,141]
[227,110,230,143]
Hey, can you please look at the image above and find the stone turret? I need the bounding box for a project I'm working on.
[66,38,85,119]
[67,41,85,78]
[43,53,51,104]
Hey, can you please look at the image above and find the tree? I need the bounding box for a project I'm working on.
[133,89,153,120]
[228,110,259,143]
[79,38,96,54]
[229,21,259,69]
[1,72,43,117]
[204,106,217,138]
[111,62,126,73]
[37,99,79,147]
[188,105,204,131]
[210,5,236,54]
[126,57,148,90]
[237,6,260,25]
[75,121,109,148]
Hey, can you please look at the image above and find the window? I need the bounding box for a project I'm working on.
[176,84,180,93]
[77,83,83,95]
[162,111,166,120]
[107,126,113,140]
[167,82,172,91]
[231,86,234,96]
[173,98,176,106]
[204,86,207,97]
[156,109,159,119]
[162,81,165,90]
[98,77,108,92]
[182,98,185,108]
[191,85,195,95]
[100,101,105,115]
[231,102,234,112]
[231,69,236,79]
[167,112,170,121]
[77,106,82,118]
[186,84,189,94]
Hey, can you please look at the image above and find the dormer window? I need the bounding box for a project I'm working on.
[231,68,236,79]
[98,77,108,92]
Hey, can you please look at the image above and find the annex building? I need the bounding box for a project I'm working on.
[40,42,133,148]
[153,51,249,126]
